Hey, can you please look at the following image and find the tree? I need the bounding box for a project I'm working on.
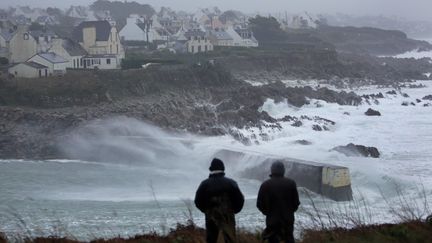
[248,16,287,43]
[28,22,44,31]
[90,0,155,22]
[46,7,63,17]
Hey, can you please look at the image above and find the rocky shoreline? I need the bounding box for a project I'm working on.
[0,63,365,160]
[1,47,432,160]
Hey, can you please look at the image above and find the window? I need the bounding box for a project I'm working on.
[39,69,41,78]
[191,46,194,53]
[205,45,208,52]
[45,69,48,77]
[198,46,201,52]
[73,59,76,68]
[80,59,83,67]
[106,58,111,65]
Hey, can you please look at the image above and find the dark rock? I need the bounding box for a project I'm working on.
[312,125,323,131]
[402,101,409,106]
[386,90,397,95]
[279,115,295,122]
[362,92,384,99]
[332,143,380,158]
[416,99,422,103]
[291,120,303,127]
[365,108,381,116]
[402,93,410,98]
[424,103,431,107]
[294,140,312,145]
[409,83,426,88]
[423,95,432,100]
[411,102,416,106]
[343,112,351,115]
[313,116,336,126]
[229,130,251,145]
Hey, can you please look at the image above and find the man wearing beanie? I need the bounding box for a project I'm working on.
[194,158,245,243]
[257,161,300,243]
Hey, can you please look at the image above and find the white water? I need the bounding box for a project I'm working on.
[1,82,432,240]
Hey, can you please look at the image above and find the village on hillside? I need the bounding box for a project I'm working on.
[0,1,321,79]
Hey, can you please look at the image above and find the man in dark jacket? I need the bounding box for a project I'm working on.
[194,158,245,243]
[257,161,300,243]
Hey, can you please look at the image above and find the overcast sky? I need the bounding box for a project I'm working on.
[1,0,431,21]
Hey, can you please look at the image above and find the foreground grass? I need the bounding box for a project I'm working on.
[1,220,431,243]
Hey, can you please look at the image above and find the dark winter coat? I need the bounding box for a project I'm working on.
[257,175,300,227]
[194,173,244,215]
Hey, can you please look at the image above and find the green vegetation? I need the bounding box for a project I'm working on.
[90,0,155,27]
[1,220,431,243]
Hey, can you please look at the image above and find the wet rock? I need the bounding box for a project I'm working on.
[365,108,381,116]
[332,143,380,158]
[409,83,426,88]
[423,95,432,100]
[313,116,336,126]
[362,93,384,99]
[291,120,303,127]
[279,115,295,122]
[294,140,312,145]
[229,130,251,145]
[312,125,323,131]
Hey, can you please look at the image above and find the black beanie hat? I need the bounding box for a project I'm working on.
[270,161,285,177]
[209,158,225,171]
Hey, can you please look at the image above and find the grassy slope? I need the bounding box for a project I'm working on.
[2,220,431,243]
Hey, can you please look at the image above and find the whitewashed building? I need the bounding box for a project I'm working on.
[28,52,68,76]
[226,26,258,47]
[8,61,49,78]
[208,29,234,46]
[7,26,38,63]
[120,15,164,43]
[72,20,124,68]
[49,38,87,69]
[82,54,119,69]
[184,29,213,53]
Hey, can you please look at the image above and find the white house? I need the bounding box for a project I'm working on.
[120,15,168,43]
[82,54,119,69]
[8,61,49,78]
[184,29,213,53]
[226,26,258,47]
[28,52,68,76]
[208,29,234,46]
[72,20,124,68]
[7,25,38,63]
[48,38,87,69]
